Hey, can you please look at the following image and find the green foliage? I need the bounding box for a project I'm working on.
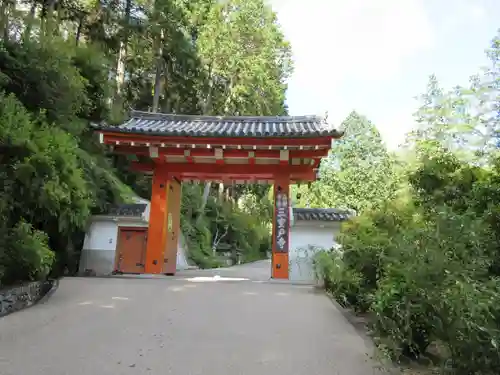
[180,183,272,268]
[436,277,500,374]
[316,145,500,371]
[0,0,287,284]
[0,39,88,133]
[0,221,55,287]
[0,90,93,281]
[312,29,500,374]
[295,111,400,212]
[313,250,365,309]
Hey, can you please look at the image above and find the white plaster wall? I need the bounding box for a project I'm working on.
[289,223,341,283]
[83,218,149,250]
[142,202,151,222]
[83,220,118,251]
[80,217,148,275]
[80,219,118,275]
[176,233,190,270]
[80,212,191,274]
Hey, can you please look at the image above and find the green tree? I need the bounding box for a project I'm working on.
[314,30,500,373]
[0,0,290,281]
[296,111,398,212]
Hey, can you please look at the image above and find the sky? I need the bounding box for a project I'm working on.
[269,0,500,149]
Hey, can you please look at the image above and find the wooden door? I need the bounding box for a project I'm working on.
[116,228,147,274]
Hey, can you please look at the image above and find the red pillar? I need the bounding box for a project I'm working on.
[145,166,168,274]
[163,178,181,275]
[271,174,290,279]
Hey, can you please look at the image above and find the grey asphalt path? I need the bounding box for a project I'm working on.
[0,262,388,375]
[178,259,275,281]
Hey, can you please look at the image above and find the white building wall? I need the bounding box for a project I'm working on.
[289,222,341,283]
[83,220,118,251]
[79,210,192,275]
[79,219,118,275]
[176,233,190,270]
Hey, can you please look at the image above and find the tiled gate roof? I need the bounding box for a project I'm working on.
[95,111,342,138]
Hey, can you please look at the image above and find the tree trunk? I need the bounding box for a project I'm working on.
[115,0,132,96]
[197,61,216,220]
[23,1,37,42]
[0,0,12,41]
[218,182,224,200]
[75,16,83,45]
[152,29,164,113]
[196,182,212,224]
[116,41,127,94]
[41,0,57,37]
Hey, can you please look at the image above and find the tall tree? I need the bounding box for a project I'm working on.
[193,0,292,211]
[295,111,398,213]
[406,31,500,163]
[0,0,290,281]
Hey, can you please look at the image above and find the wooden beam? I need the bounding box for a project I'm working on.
[112,146,329,159]
[248,151,256,165]
[130,162,317,181]
[174,172,316,180]
[100,132,336,147]
[183,149,193,163]
[159,162,311,174]
[279,149,289,166]
[215,148,224,165]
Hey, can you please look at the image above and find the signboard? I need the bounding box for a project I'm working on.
[168,213,173,232]
[274,192,289,253]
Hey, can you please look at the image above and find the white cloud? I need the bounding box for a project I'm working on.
[376,107,418,150]
[269,0,434,149]
[273,0,434,90]
[440,0,486,33]
[270,0,493,150]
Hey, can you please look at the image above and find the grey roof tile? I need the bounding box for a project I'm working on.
[292,208,353,222]
[106,204,147,217]
[95,111,342,138]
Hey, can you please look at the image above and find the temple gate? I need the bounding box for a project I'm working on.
[96,111,341,279]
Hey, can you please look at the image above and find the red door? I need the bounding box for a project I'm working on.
[116,228,147,274]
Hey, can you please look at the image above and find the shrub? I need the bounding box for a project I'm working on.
[371,267,438,359]
[313,250,367,310]
[318,156,500,370]
[0,221,55,286]
[339,214,390,299]
[436,277,500,374]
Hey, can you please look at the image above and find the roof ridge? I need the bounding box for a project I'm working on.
[95,110,344,139]
[130,110,323,123]
[293,207,351,212]
[292,207,354,222]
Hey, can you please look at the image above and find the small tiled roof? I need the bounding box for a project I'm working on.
[293,208,353,222]
[95,110,342,138]
[107,204,147,217]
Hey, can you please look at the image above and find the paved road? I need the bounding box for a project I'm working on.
[179,259,275,281]
[0,261,387,375]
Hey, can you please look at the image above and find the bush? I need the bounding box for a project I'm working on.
[436,277,500,374]
[371,265,438,359]
[313,250,367,310]
[339,214,390,303]
[0,221,55,286]
[314,150,500,371]
[181,212,219,269]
